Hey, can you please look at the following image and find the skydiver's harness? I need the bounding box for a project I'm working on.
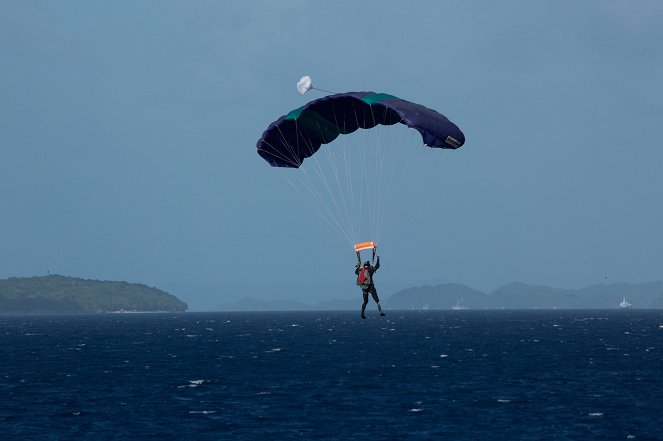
[357,266,372,288]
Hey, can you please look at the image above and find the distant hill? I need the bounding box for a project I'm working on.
[387,281,663,310]
[0,275,187,313]
[386,283,487,310]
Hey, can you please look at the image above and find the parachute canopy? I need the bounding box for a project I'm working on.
[257,92,465,168]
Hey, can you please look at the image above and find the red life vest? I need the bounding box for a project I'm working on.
[358,267,372,286]
[359,268,367,284]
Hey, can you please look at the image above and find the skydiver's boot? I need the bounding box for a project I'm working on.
[377,303,386,316]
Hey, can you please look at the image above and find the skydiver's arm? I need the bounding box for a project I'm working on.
[374,257,380,271]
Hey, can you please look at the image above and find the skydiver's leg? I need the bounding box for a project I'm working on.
[370,286,386,316]
[361,290,369,319]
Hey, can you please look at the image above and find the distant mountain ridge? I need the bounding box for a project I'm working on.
[387,281,663,310]
[0,275,187,313]
[212,281,663,311]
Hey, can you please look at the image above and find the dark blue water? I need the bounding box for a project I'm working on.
[1,310,662,440]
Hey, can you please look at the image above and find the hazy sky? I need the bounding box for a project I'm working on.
[2,1,662,299]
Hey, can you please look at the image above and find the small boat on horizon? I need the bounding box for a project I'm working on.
[619,297,632,309]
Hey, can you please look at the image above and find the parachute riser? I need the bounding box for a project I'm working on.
[354,241,377,265]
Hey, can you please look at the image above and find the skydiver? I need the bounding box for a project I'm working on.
[355,257,385,319]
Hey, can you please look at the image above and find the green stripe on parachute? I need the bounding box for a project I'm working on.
[360,93,399,105]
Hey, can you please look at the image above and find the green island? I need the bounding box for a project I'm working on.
[0,275,187,313]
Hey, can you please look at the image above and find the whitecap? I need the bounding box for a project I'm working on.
[588,412,603,416]
[497,399,511,403]
[409,408,424,412]
[189,410,216,414]
[439,354,449,358]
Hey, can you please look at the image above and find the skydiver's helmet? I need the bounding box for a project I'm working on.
[364,261,370,268]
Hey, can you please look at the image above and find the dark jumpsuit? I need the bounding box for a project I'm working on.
[355,258,381,313]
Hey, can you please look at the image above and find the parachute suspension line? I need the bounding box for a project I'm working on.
[334,111,361,243]
[306,119,365,245]
[341,130,359,242]
[352,105,370,242]
[319,112,359,244]
[361,109,377,240]
[376,108,392,243]
[374,104,416,243]
[281,173,354,244]
[375,128,413,243]
[321,111,364,244]
[375,133,416,241]
[371,107,396,244]
[299,157,356,245]
[280,119,356,245]
[282,160,352,244]
[367,104,389,244]
[359,108,378,242]
[364,106,382,240]
[306,144,357,245]
[274,123,303,168]
[432,147,456,169]
[376,128,445,241]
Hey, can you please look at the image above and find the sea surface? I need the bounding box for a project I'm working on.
[1,310,662,440]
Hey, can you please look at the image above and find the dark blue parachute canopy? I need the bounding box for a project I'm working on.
[257,92,465,168]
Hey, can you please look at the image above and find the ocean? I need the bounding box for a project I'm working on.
[1,310,662,440]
